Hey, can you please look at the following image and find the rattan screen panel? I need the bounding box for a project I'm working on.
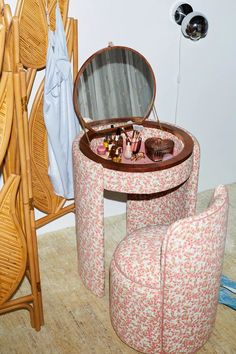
[16,0,69,69]
[0,72,13,166]
[29,80,63,214]
[29,18,74,214]
[0,22,5,72]
[46,0,69,31]
[0,175,27,305]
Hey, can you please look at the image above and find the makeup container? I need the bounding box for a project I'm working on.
[131,128,142,155]
[132,137,142,154]
[97,143,107,156]
[145,138,174,162]
[124,141,132,159]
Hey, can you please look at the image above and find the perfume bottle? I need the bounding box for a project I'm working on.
[110,124,115,142]
[124,141,132,159]
[112,147,122,163]
[109,128,123,159]
[103,135,109,149]
[115,128,123,149]
[107,134,113,153]
[109,143,117,159]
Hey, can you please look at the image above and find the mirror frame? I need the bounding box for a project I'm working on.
[73,45,156,133]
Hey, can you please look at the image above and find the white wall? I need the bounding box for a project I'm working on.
[70,0,236,190]
[68,0,236,218]
[6,1,236,232]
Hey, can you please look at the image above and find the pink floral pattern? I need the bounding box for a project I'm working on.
[110,185,229,353]
[103,156,193,194]
[126,131,200,234]
[113,225,168,288]
[72,127,199,297]
[73,133,104,297]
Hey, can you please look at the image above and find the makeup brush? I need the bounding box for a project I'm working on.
[133,125,144,133]
[121,127,131,143]
[133,125,143,140]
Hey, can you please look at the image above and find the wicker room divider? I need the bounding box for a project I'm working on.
[16,0,78,229]
[0,2,43,330]
[0,0,78,330]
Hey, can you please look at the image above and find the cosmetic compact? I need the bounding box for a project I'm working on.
[73,45,193,172]
[145,138,174,162]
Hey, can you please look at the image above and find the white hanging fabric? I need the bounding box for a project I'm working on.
[43,4,80,199]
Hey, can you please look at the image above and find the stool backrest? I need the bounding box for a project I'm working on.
[161,185,229,353]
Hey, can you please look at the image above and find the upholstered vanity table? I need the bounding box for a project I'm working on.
[72,46,200,297]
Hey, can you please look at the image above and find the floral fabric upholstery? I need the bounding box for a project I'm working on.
[110,185,229,353]
[113,225,168,288]
[127,130,200,234]
[73,133,104,297]
[72,128,199,297]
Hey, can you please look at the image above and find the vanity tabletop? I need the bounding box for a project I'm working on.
[79,121,194,173]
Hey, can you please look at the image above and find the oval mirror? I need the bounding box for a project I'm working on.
[73,45,156,131]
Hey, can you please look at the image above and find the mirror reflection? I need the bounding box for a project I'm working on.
[75,47,155,122]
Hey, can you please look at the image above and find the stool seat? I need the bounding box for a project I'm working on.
[113,225,168,288]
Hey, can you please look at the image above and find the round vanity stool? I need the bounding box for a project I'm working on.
[110,185,229,354]
[109,224,168,353]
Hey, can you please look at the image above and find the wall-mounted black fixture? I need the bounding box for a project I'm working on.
[173,2,208,41]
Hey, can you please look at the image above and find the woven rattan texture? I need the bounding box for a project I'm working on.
[0,72,13,166]
[16,0,69,69]
[0,175,27,305]
[29,81,63,214]
[29,18,74,214]
[0,22,5,71]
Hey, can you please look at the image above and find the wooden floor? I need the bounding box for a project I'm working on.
[0,185,236,353]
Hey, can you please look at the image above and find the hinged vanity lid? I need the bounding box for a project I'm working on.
[73,45,156,133]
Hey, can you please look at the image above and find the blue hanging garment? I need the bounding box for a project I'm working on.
[218,275,236,310]
[44,4,80,199]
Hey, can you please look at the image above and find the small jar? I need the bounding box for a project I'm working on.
[97,143,107,156]
[132,137,142,154]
